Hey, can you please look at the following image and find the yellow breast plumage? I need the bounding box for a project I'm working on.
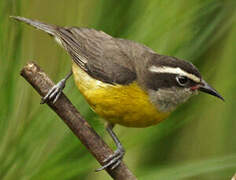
[72,63,170,127]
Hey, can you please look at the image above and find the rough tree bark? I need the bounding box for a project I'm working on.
[20,61,137,180]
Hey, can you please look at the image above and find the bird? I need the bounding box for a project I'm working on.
[11,16,224,171]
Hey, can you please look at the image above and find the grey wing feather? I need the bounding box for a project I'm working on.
[12,16,151,85]
[57,27,138,84]
[56,28,89,71]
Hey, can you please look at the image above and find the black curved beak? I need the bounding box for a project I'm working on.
[199,80,224,101]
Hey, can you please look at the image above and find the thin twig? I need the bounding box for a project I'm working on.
[20,61,137,180]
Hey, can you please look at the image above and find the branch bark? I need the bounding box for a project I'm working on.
[232,173,236,180]
[20,61,137,180]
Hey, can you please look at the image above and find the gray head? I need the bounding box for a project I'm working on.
[142,54,224,112]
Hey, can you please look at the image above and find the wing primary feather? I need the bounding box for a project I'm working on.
[56,28,88,71]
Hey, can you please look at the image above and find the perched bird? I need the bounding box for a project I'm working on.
[11,16,224,171]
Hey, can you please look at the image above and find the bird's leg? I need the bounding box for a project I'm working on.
[41,70,73,104]
[96,123,125,171]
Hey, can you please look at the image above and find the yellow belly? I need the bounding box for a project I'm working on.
[72,63,170,127]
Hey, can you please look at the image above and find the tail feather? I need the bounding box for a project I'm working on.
[10,16,87,70]
[10,16,56,36]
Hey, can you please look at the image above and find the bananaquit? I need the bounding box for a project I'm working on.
[12,16,224,171]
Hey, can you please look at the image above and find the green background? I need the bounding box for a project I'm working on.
[1,0,236,179]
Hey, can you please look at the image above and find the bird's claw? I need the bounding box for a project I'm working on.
[95,149,125,172]
[41,79,66,104]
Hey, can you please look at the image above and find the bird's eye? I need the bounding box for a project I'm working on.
[176,76,189,86]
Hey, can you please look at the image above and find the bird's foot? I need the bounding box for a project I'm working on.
[95,148,125,172]
[41,79,66,104]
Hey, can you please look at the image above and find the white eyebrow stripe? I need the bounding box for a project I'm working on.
[149,65,201,83]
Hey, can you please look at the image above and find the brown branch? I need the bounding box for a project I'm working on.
[232,173,236,180]
[20,61,137,180]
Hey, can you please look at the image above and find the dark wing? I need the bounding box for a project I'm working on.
[56,27,141,85]
[11,17,151,85]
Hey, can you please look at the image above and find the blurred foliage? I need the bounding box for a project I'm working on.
[1,0,236,179]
